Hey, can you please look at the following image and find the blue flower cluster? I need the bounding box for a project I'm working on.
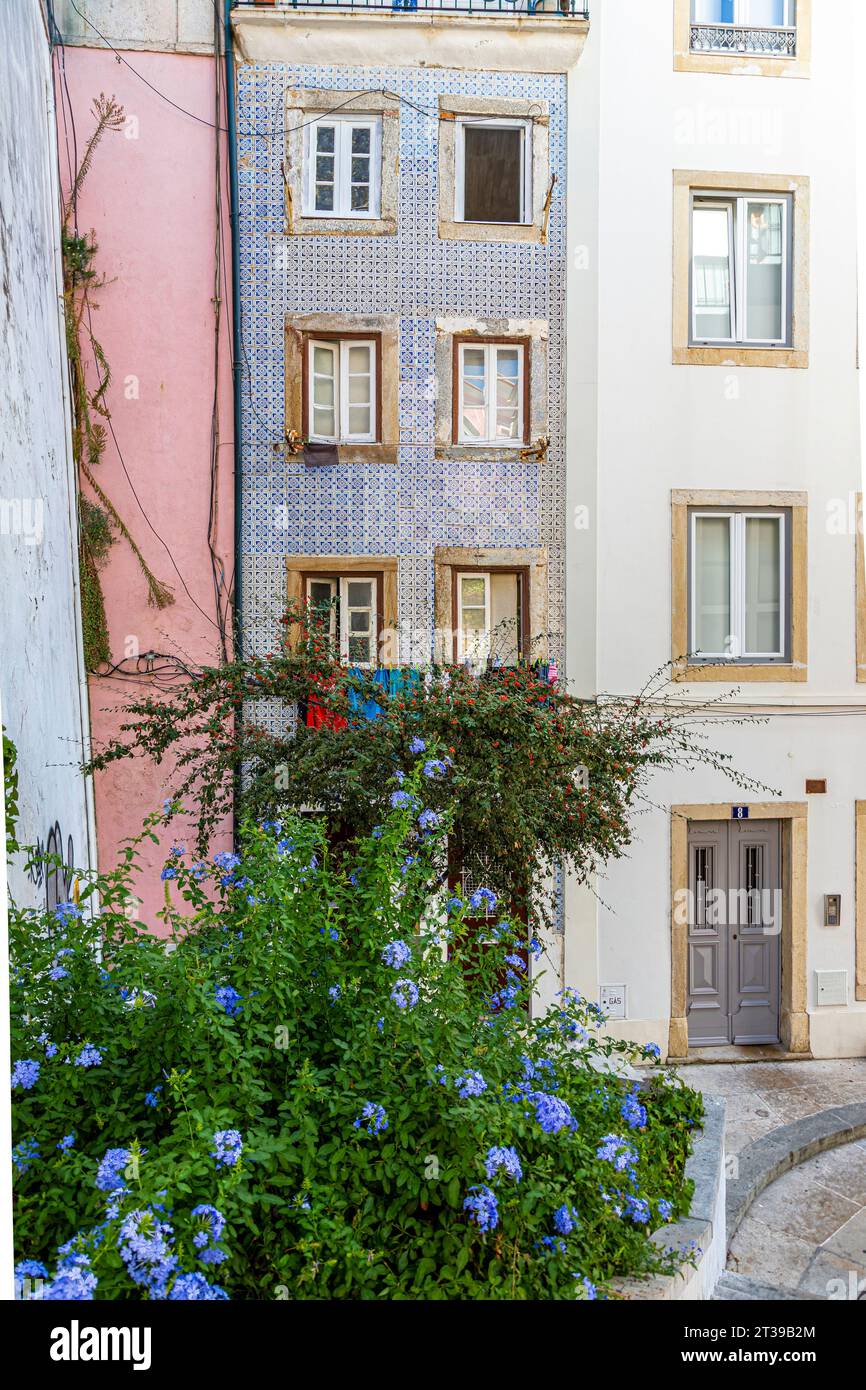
[168,1271,228,1300]
[11,1059,40,1090]
[533,1093,576,1136]
[621,1084,647,1131]
[484,1146,522,1183]
[354,1102,388,1135]
[13,1138,39,1173]
[118,1209,177,1297]
[96,1147,132,1192]
[75,1044,102,1069]
[215,984,243,1017]
[54,901,83,926]
[381,939,412,969]
[418,809,439,832]
[390,979,419,1010]
[57,1132,76,1153]
[211,1129,243,1169]
[554,1203,577,1236]
[191,1204,227,1265]
[463,1185,499,1233]
[454,1070,487,1099]
[596,1134,638,1174]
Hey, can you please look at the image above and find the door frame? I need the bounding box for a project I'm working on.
[670,801,809,1058]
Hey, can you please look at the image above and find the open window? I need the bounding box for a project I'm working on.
[304,336,379,444]
[304,572,381,668]
[455,118,531,226]
[454,569,526,668]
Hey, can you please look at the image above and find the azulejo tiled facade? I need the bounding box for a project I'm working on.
[236,61,567,679]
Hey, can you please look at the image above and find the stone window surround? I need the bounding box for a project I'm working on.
[855,495,866,684]
[434,316,548,463]
[669,802,810,1059]
[284,555,399,663]
[673,0,812,79]
[672,170,810,369]
[854,803,866,1001]
[284,312,399,466]
[671,488,808,683]
[433,546,549,665]
[283,88,399,237]
[437,94,551,246]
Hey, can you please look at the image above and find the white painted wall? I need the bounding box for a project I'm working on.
[566,0,866,1057]
[0,0,94,907]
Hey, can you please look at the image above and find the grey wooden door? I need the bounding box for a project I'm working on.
[686,819,780,1047]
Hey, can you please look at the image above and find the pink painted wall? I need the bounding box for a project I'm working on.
[59,47,234,927]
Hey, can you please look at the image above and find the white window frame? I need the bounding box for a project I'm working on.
[690,510,787,662]
[304,574,379,669]
[303,115,382,220]
[307,338,377,444]
[692,0,796,29]
[454,117,532,226]
[456,571,491,665]
[690,192,790,347]
[456,340,525,446]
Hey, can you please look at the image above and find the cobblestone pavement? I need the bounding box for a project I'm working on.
[684,1059,866,1299]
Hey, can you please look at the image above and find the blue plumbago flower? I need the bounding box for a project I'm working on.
[215,984,243,1018]
[321,925,340,940]
[54,901,83,925]
[145,1085,163,1108]
[540,1235,567,1255]
[15,1260,49,1287]
[389,789,414,810]
[75,1044,102,1068]
[11,1059,40,1090]
[96,1147,132,1192]
[214,851,241,873]
[469,887,497,912]
[211,1129,243,1169]
[381,939,412,969]
[327,984,341,1003]
[484,1145,522,1182]
[57,1132,76,1153]
[44,1042,57,1059]
[191,860,209,881]
[658,1198,674,1222]
[621,1085,647,1131]
[371,826,383,839]
[463,1185,499,1233]
[48,965,69,981]
[118,1209,178,1298]
[642,1042,662,1060]
[348,871,359,887]
[42,1251,97,1301]
[409,736,426,754]
[446,896,464,913]
[574,1274,598,1301]
[390,978,419,1010]
[191,1204,227,1265]
[529,936,543,958]
[532,1092,576,1136]
[491,982,522,1011]
[554,1203,577,1235]
[376,1016,384,1033]
[399,855,418,876]
[162,798,174,815]
[13,1138,40,1173]
[276,838,294,856]
[504,953,526,973]
[624,1194,651,1225]
[169,1271,228,1300]
[353,1102,388,1135]
[260,818,282,833]
[55,947,74,958]
[433,1063,448,1086]
[455,1070,487,1099]
[423,759,448,779]
[418,809,439,832]
[393,769,406,785]
[596,1134,638,1173]
[160,865,177,881]
[170,843,185,857]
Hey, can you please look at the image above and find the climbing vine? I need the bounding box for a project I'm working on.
[62,95,173,670]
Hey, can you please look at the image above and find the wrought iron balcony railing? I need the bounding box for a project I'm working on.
[232,0,588,17]
[690,22,796,56]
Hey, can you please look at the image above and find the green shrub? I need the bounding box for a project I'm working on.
[11,756,702,1301]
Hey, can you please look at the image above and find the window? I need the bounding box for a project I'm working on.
[455,570,525,667]
[305,573,380,667]
[304,116,381,218]
[455,119,531,225]
[691,1,797,54]
[690,510,788,662]
[306,337,378,443]
[691,193,791,346]
[454,339,527,446]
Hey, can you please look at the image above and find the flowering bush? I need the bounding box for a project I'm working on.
[10,758,702,1300]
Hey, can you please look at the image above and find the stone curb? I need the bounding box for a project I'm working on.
[726,1101,866,1247]
[615,1095,727,1301]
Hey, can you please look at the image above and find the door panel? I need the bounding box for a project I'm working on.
[686,818,780,1046]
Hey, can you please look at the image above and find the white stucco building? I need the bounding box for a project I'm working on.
[565,0,865,1060]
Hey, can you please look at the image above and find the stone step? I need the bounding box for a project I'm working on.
[712,1272,820,1301]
